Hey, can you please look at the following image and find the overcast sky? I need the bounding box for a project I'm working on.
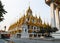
[0,0,50,31]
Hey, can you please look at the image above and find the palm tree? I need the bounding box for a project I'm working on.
[0,1,7,21]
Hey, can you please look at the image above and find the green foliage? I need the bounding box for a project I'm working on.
[52,27,58,32]
[0,1,7,22]
[34,26,58,34]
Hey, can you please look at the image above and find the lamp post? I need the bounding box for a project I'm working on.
[4,26,6,31]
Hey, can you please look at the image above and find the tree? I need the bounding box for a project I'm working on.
[52,27,58,32]
[0,1,7,21]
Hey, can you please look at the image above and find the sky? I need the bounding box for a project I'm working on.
[0,0,51,31]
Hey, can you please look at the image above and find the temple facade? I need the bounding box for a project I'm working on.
[8,6,57,38]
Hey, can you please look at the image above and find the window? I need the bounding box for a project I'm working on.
[38,34,41,37]
[28,25,30,29]
[19,30,21,33]
[26,18,29,21]
[31,26,33,29]
[28,18,29,21]
[29,34,33,37]
[33,26,37,30]
[17,34,21,38]
[34,34,37,37]
[32,19,34,22]
[34,26,36,30]
[25,29,26,32]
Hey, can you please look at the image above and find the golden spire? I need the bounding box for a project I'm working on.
[24,14,25,17]
[27,6,32,13]
[46,22,49,26]
[35,14,37,18]
[26,6,32,16]
[39,15,42,22]
[43,21,47,28]
[44,21,46,25]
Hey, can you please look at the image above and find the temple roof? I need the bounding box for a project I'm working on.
[45,0,60,10]
[45,0,60,5]
[55,0,60,4]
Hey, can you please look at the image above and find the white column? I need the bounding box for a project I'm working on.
[55,7,60,30]
[59,11,60,28]
[50,2,56,27]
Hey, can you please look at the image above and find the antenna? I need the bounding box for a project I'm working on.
[4,26,6,31]
[28,0,30,7]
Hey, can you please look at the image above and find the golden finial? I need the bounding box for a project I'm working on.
[43,20,47,28]
[4,26,6,31]
[39,15,41,20]
[35,14,37,18]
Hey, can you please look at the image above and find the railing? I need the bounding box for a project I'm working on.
[10,32,60,39]
[12,33,50,38]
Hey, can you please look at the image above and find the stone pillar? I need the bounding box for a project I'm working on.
[59,11,60,29]
[50,2,56,27]
[55,7,60,30]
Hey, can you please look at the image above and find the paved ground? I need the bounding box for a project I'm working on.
[0,38,60,43]
[6,38,60,43]
[0,39,7,43]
